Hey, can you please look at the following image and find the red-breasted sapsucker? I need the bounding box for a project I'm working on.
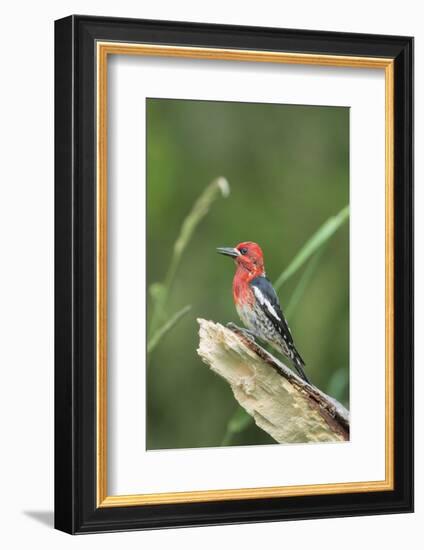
[217,241,310,384]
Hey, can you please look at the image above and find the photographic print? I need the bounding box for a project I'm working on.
[146,98,350,450]
[55,17,413,533]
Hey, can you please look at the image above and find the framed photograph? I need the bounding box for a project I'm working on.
[54,15,413,534]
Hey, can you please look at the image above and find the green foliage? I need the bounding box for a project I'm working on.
[147,305,192,355]
[285,249,325,319]
[221,406,253,446]
[274,205,349,291]
[146,98,349,450]
[148,178,230,353]
[173,178,230,260]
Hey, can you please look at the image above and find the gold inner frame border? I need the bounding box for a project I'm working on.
[96,42,394,508]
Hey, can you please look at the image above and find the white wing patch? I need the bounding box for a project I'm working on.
[252,286,280,321]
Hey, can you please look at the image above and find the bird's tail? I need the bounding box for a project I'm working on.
[292,350,311,385]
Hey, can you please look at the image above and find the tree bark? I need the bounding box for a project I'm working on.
[197,318,349,444]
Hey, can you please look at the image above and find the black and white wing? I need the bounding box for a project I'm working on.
[250,276,309,383]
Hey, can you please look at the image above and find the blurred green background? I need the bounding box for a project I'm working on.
[146,98,349,450]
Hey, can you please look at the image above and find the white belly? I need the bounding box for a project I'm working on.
[235,303,256,331]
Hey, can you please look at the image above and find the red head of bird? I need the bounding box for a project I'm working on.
[217,241,265,284]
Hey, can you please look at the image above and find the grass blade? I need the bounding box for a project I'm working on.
[221,407,252,446]
[273,205,349,291]
[147,304,192,355]
[149,177,230,336]
[284,248,324,319]
[172,177,230,271]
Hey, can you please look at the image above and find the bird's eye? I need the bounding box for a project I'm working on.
[239,247,248,255]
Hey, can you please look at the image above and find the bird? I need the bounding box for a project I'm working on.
[217,241,311,384]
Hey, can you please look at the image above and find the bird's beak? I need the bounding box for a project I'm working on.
[217,247,240,258]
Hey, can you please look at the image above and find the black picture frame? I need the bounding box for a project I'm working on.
[55,14,413,534]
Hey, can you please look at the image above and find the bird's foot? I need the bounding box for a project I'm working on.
[226,322,257,342]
